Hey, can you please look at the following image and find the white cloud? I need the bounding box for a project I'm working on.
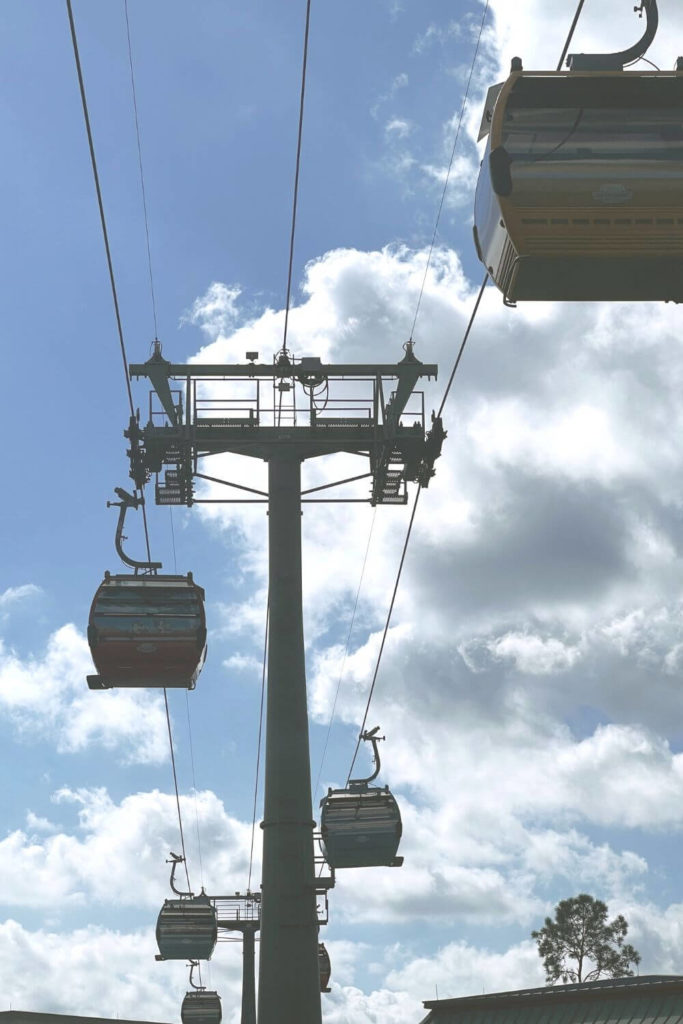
[385,117,413,139]
[25,811,59,835]
[163,19,683,1002]
[0,918,244,1022]
[0,787,252,911]
[413,21,462,56]
[486,631,583,674]
[370,73,410,120]
[184,247,683,864]
[386,939,544,1003]
[0,625,169,763]
[183,282,243,339]
[0,584,41,609]
[222,652,263,674]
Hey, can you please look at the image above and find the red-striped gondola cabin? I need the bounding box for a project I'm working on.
[87,572,207,689]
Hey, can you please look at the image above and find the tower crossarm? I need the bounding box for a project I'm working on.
[129,359,438,383]
[211,893,261,933]
[127,353,440,506]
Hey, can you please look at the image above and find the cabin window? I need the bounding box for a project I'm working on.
[502,106,683,163]
[92,585,202,634]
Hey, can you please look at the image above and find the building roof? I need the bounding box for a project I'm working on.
[0,1013,172,1024]
[420,975,683,1024]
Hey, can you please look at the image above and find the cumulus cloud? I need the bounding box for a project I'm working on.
[0,786,252,911]
[183,282,243,339]
[169,230,683,1011]
[0,918,244,1022]
[385,117,413,139]
[185,243,683,762]
[0,584,41,610]
[110,5,683,1010]
[0,625,169,763]
[413,21,463,56]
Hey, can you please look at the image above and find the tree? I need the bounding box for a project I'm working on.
[532,894,641,985]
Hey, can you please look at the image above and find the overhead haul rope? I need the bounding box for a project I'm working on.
[314,509,377,794]
[280,0,313,357]
[66,0,153,566]
[348,276,485,778]
[345,6,491,780]
[124,0,159,339]
[66,0,135,417]
[67,0,194,892]
[122,2,204,896]
[185,692,205,888]
[347,0,594,774]
[164,690,192,893]
[408,0,490,344]
[556,0,588,71]
[123,0,206,895]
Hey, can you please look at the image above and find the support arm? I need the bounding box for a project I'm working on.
[568,0,658,70]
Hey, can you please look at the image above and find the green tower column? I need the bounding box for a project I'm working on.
[241,925,257,1024]
[257,452,322,1024]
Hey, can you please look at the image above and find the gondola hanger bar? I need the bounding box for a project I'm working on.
[567,0,659,71]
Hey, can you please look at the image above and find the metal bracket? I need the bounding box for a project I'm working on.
[349,726,385,787]
[167,852,193,897]
[108,487,162,571]
[568,0,658,70]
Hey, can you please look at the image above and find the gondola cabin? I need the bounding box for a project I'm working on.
[181,991,222,1024]
[474,68,683,302]
[320,783,403,869]
[87,572,207,689]
[319,942,331,993]
[156,894,218,961]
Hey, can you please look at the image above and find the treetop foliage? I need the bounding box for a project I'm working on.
[532,893,641,985]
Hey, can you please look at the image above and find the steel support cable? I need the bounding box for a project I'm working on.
[556,0,588,71]
[123,0,159,339]
[66,0,135,418]
[185,691,205,888]
[280,0,312,356]
[66,0,154,567]
[247,600,269,893]
[314,508,377,796]
[437,272,488,418]
[344,6,492,781]
[66,4,184,882]
[122,0,160,566]
[408,0,490,344]
[345,273,487,782]
[164,689,192,893]
[345,0,591,782]
[346,489,422,783]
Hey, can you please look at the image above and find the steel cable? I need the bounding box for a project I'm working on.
[315,509,376,794]
[66,0,135,419]
[281,0,313,356]
[67,1,196,891]
[345,8,492,780]
[408,0,490,344]
[345,0,592,777]
[557,0,588,71]
[123,0,159,339]
[164,689,192,893]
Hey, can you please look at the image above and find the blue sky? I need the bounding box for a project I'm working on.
[5,0,683,1021]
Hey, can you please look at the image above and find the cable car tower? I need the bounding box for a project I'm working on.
[125,340,441,1024]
